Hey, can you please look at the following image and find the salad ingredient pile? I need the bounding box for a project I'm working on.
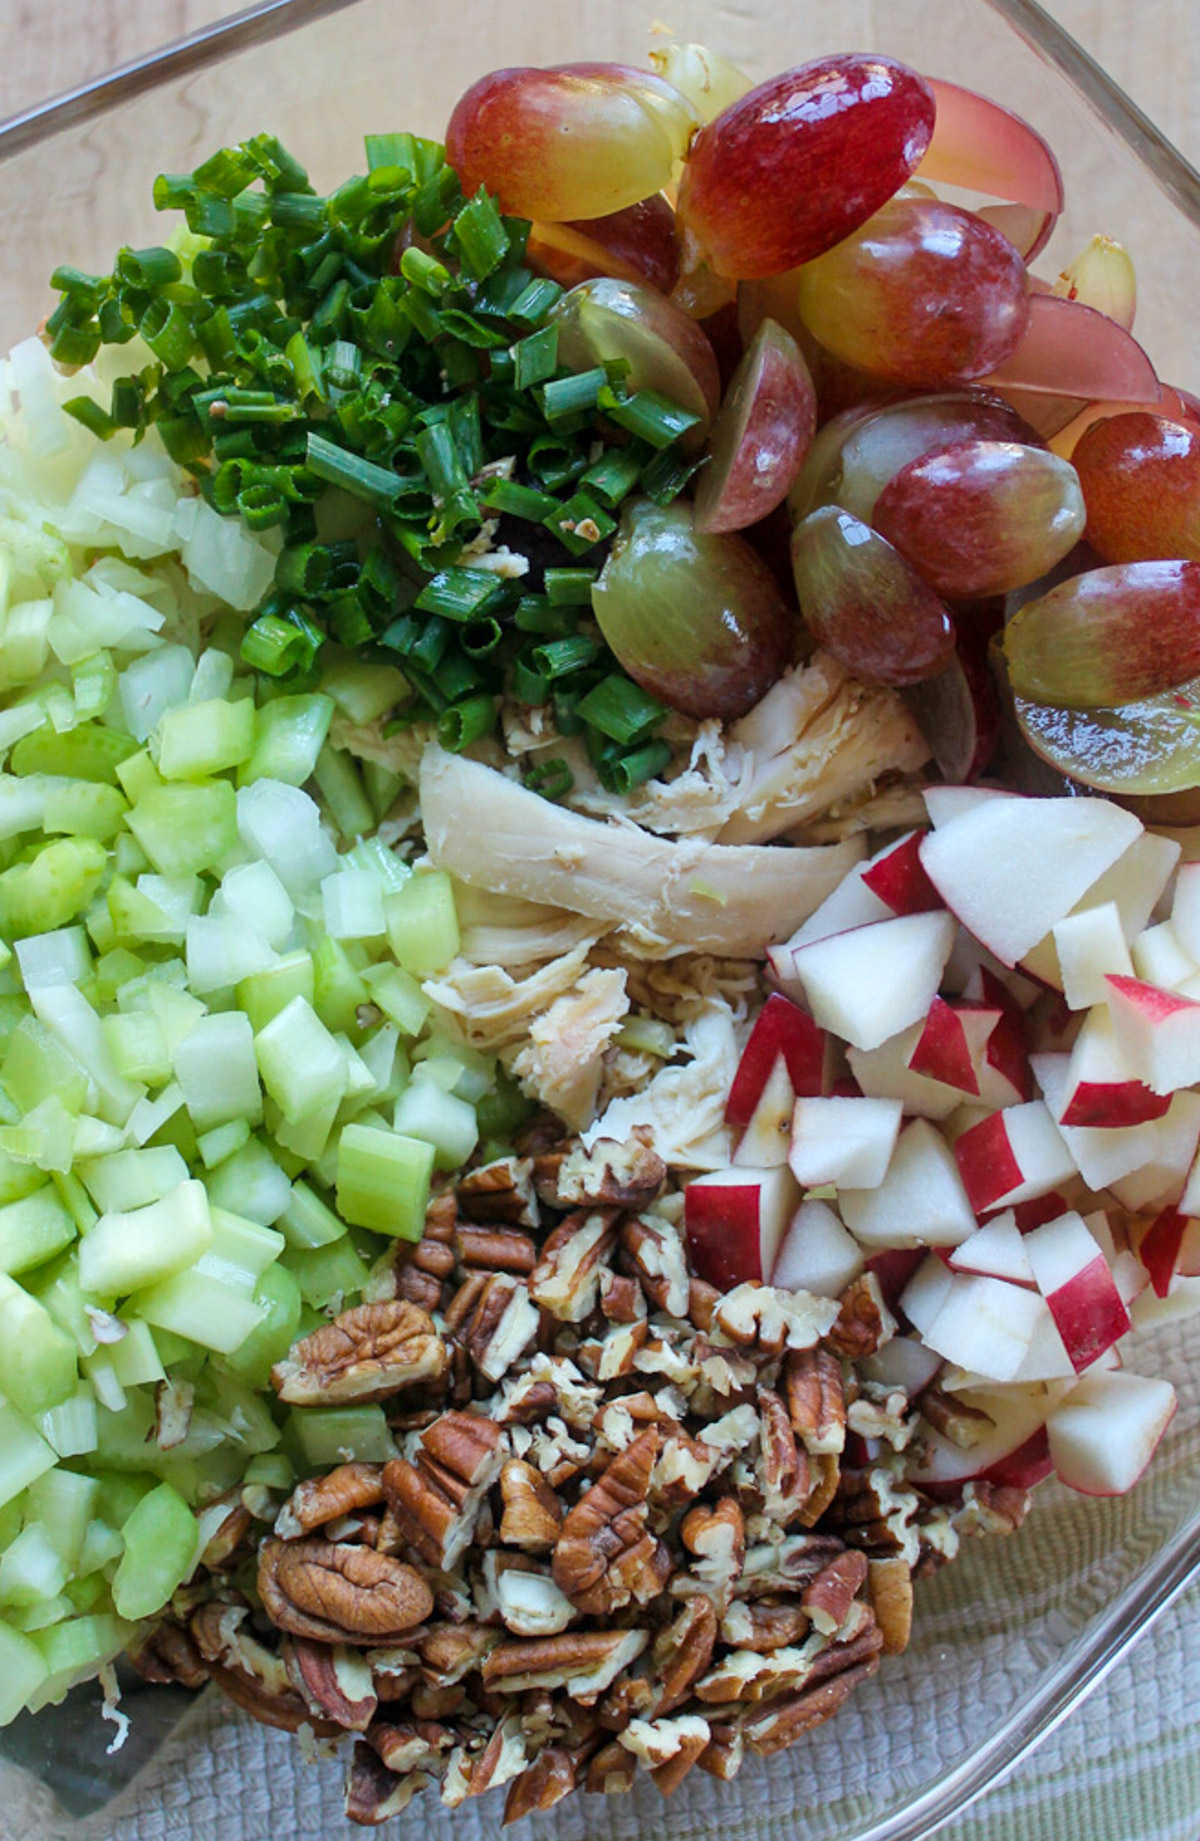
[0,31,1197,1829]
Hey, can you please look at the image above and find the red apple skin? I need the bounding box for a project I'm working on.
[1046,1258,1131,1371]
[1061,1078,1171,1129]
[1013,1192,1070,1233]
[725,993,828,1129]
[918,1427,1054,1500]
[954,1113,1025,1214]
[979,967,1034,1101]
[860,831,942,914]
[1136,1206,1189,1298]
[909,996,980,1095]
[684,1185,772,1291]
[866,1247,927,1318]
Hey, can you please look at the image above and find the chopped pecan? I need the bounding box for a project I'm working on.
[502,1744,581,1824]
[415,1622,499,1685]
[801,1549,869,1636]
[493,1566,575,1638]
[552,1429,669,1615]
[653,1428,725,1511]
[734,1532,845,1599]
[719,1601,811,1652]
[498,1458,563,1551]
[285,1638,379,1730]
[694,1642,818,1705]
[826,1466,921,1565]
[365,1198,456,1306]
[200,1494,253,1569]
[276,1463,385,1540]
[127,1618,208,1690]
[676,1497,745,1613]
[442,1713,529,1806]
[715,1283,840,1357]
[272,1300,447,1406]
[598,1270,646,1324]
[586,1738,637,1795]
[847,1384,914,1449]
[688,1277,721,1332]
[756,1387,809,1524]
[797,1452,842,1528]
[369,1717,455,1774]
[456,1155,539,1228]
[619,1712,711,1795]
[825,1272,897,1362]
[952,1479,1032,1538]
[920,1385,996,1450]
[867,1554,914,1655]
[192,1598,340,1736]
[528,1210,619,1322]
[383,1410,507,1570]
[652,1595,718,1716]
[741,1649,882,1755]
[579,1318,650,1382]
[535,1126,665,1212]
[482,1629,648,1702]
[344,1740,429,1825]
[620,1214,689,1317]
[257,1539,433,1646]
[697,1719,744,1782]
[454,1224,538,1274]
[444,1272,538,1383]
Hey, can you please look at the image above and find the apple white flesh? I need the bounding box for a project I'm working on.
[732,1053,795,1168]
[906,1381,1059,1490]
[919,1270,1043,1381]
[1047,1370,1176,1496]
[788,1094,902,1190]
[1031,1050,1161,1190]
[1107,1091,1200,1213]
[921,785,1008,829]
[949,1211,1035,1286]
[1106,973,1200,1095]
[684,1164,800,1293]
[1131,920,1196,993]
[781,910,957,1054]
[1084,829,1180,943]
[848,1023,964,1121]
[777,866,893,953]
[860,1334,944,1396]
[725,991,827,1130]
[1023,1210,1131,1372]
[1170,860,1200,963]
[918,794,1141,967]
[897,1252,957,1336]
[770,1198,865,1298]
[1059,1007,1170,1130]
[1130,1275,1200,1332]
[1052,901,1133,1011]
[953,1099,1076,1214]
[1011,1296,1078,1383]
[841,1118,977,1249]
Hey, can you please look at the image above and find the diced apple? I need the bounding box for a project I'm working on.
[1107,1091,1200,1212]
[1047,1370,1176,1495]
[1032,1050,1161,1190]
[897,1251,957,1336]
[770,1198,864,1298]
[1011,1296,1077,1382]
[1013,1192,1072,1232]
[725,992,827,1130]
[788,1095,902,1190]
[1058,1007,1170,1129]
[949,1211,1035,1285]
[778,911,957,1053]
[1106,973,1200,1095]
[908,997,981,1095]
[1131,1275,1200,1331]
[864,1247,927,1314]
[920,1271,1044,1381]
[1130,1205,1196,1299]
[776,867,892,952]
[859,830,941,915]
[841,1119,977,1249]
[1170,859,1200,962]
[922,785,1008,828]
[848,1024,964,1121]
[918,794,1141,967]
[731,1053,795,1168]
[1019,931,1063,993]
[1052,901,1133,1011]
[907,1380,1058,1491]
[1086,829,1180,942]
[973,968,1033,1105]
[1131,919,1196,992]
[860,1335,944,1397]
[953,1101,1076,1214]
[684,1165,800,1293]
[1024,1210,1131,1372]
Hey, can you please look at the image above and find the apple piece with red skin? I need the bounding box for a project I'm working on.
[897,1251,957,1336]
[952,1100,1076,1214]
[1105,972,1200,1096]
[949,1210,1035,1285]
[1131,1276,1200,1332]
[725,992,828,1131]
[1052,900,1134,1012]
[859,830,942,915]
[906,1382,1060,1492]
[780,910,958,1054]
[1031,1049,1161,1190]
[788,1094,902,1189]
[1047,1370,1177,1496]
[918,793,1141,967]
[922,784,1008,829]
[841,1118,978,1248]
[1013,1191,1071,1232]
[865,1246,927,1318]
[731,1053,795,1168]
[908,996,990,1095]
[918,1269,1044,1380]
[774,869,892,955]
[1108,1090,1200,1213]
[684,1164,801,1292]
[972,967,1034,1106]
[1023,1210,1131,1372]
[1131,1206,1194,1298]
[771,1198,865,1297]
[848,1023,965,1122]
[1058,1006,1171,1129]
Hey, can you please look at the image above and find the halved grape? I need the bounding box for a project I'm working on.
[790,506,955,685]
[1015,680,1200,796]
[648,43,754,123]
[1002,560,1200,707]
[1052,388,1200,459]
[445,64,696,221]
[676,55,936,280]
[796,197,1030,387]
[693,319,816,534]
[977,204,1055,261]
[551,277,720,435]
[872,439,1086,597]
[1051,235,1136,331]
[591,499,794,718]
[983,293,1159,403]
[902,643,1000,783]
[530,196,680,294]
[1071,412,1200,563]
[917,78,1063,261]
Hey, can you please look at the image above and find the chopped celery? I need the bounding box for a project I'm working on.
[0,1401,55,1508]
[126,779,238,876]
[312,933,371,1034]
[290,1404,395,1467]
[37,1389,98,1459]
[100,1009,173,1085]
[41,780,128,840]
[284,1235,369,1310]
[30,983,142,1124]
[240,693,332,787]
[137,1267,266,1355]
[360,960,429,1036]
[173,1011,262,1131]
[255,995,346,1118]
[392,1075,478,1170]
[145,982,205,1050]
[0,1095,76,1172]
[10,1594,72,1632]
[156,695,255,780]
[28,1469,99,1567]
[107,1321,166,1389]
[112,832,150,876]
[126,1081,185,1148]
[185,911,276,995]
[0,1186,76,1275]
[11,723,136,785]
[243,1452,295,1492]
[14,925,92,989]
[76,1518,124,1577]
[336,1122,433,1240]
[195,1117,252,1170]
[321,867,385,941]
[269,1096,339,1164]
[0,836,108,936]
[320,656,408,727]
[92,946,147,1005]
[279,1179,345,1250]
[30,1612,136,1710]
[78,1144,189,1214]
[0,1617,48,1724]
[0,1276,79,1414]
[205,1137,290,1225]
[383,870,459,976]
[235,778,338,903]
[80,1350,125,1415]
[203,1207,285,1290]
[114,748,162,802]
[222,1262,302,1390]
[362,758,403,821]
[214,860,294,949]
[412,1033,493,1101]
[0,1523,69,1606]
[313,744,374,841]
[50,1170,97,1233]
[77,1179,213,1296]
[236,951,315,1033]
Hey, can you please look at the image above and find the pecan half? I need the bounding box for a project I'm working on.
[620,1214,689,1318]
[528,1210,619,1322]
[502,1744,580,1824]
[258,1539,433,1645]
[552,1429,669,1615]
[757,1387,809,1524]
[445,1272,538,1383]
[653,1595,718,1716]
[344,1741,428,1825]
[535,1126,665,1212]
[825,1272,897,1362]
[415,1621,499,1685]
[498,1458,562,1551]
[802,1549,869,1636]
[127,1618,207,1691]
[369,1717,455,1774]
[383,1411,506,1569]
[740,1650,882,1756]
[715,1283,840,1357]
[867,1554,914,1655]
[454,1225,538,1274]
[720,1601,811,1652]
[482,1629,648,1702]
[784,1347,847,1455]
[272,1300,447,1406]
[276,1463,385,1540]
[457,1155,539,1228]
[285,1637,379,1730]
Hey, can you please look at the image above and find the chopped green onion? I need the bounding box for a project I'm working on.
[544,567,598,606]
[530,634,600,681]
[577,674,665,746]
[437,693,497,753]
[601,739,673,794]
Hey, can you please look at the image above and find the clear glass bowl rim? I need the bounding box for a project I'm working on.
[3,2,1200,1835]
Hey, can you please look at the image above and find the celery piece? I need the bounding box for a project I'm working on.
[14,925,92,990]
[321,656,409,727]
[30,983,142,1125]
[279,1179,346,1250]
[106,873,181,946]
[41,781,128,841]
[117,647,195,746]
[362,759,403,822]
[11,723,136,785]
[0,1096,75,1174]
[0,1401,55,1508]
[173,1010,263,1132]
[243,1453,295,1492]
[412,1034,493,1101]
[312,934,371,1035]
[336,1123,433,1240]
[240,693,333,788]
[126,780,238,877]
[0,1522,69,1606]
[51,1170,96,1233]
[313,744,374,841]
[64,1574,106,1613]
[107,1320,166,1389]
[88,1470,154,1529]
[0,1186,76,1275]
[10,1594,72,1633]
[78,1144,189,1215]
[214,859,294,949]
[392,1075,478,1171]
[196,1117,252,1170]
[291,1405,395,1467]
[236,950,315,1033]
[114,748,162,803]
[0,1616,48,1724]
[235,777,339,903]
[185,911,276,995]
[383,870,460,977]
[126,1081,185,1149]
[360,960,429,1036]
[92,947,146,1005]
[270,1097,338,1164]
[100,1009,173,1085]
[28,1468,99,1567]
[76,1518,124,1577]
[71,652,117,723]
[255,995,347,1118]
[0,1276,79,1414]
[112,832,150,876]
[146,982,205,1052]
[284,1235,369,1310]
[36,1388,98,1459]
[204,1207,286,1290]
[156,695,255,781]
[136,1266,266,1355]
[78,1179,213,1297]
[322,867,386,941]
[0,836,108,936]
[79,1351,125,1415]
[206,1137,291,1226]
[111,1481,200,1621]
[222,1261,302,1390]
[0,773,60,841]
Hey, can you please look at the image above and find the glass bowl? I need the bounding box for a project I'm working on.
[1,2,1200,1837]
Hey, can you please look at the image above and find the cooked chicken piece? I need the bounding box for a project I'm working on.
[510,967,630,1130]
[453,885,599,967]
[330,713,440,788]
[583,996,740,1171]
[571,719,746,839]
[419,749,863,959]
[423,942,596,1055]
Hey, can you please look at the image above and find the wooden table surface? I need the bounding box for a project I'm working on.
[2,0,1198,168]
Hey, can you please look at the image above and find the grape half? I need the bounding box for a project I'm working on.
[693,319,816,534]
[551,277,720,435]
[790,506,955,685]
[1072,412,1200,564]
[1015,680,1200,796]
[1002,560,1200,707]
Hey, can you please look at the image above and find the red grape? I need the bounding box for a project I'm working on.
[446,64,695,221]
[917,77,1063,261]
[983,293,1159,404]
[592,499,794,719]
[676,55,935,280]
[529,197,680,294]
[797,197,1030,388]
[872,439,1086,597]
[693,319,816,534]
[551,277,720,436]
[1071,412,1200,563]
[790,506,956,686]
[902,644,1001,784]
[1002,560,1200,707]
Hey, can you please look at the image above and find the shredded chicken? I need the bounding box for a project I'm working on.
[453,885,599,968]
[510,966,630,1129]
[583,995,741,1171]
[424,942,597,1056]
